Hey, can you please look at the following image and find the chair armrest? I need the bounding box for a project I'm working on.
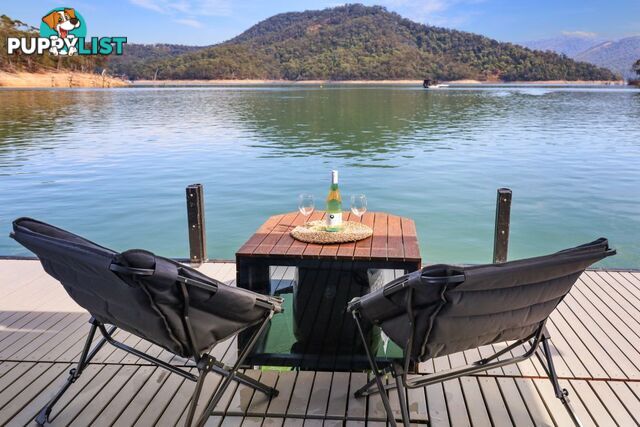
[109,263,154,276]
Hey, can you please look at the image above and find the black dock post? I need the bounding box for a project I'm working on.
[493,188,512,263]
[186,184,207,265]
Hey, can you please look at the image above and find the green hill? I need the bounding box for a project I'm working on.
[114,4,619,82]
[106,43,206,79]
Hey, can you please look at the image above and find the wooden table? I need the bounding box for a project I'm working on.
[236,210,421,286]
[236,211,422,370]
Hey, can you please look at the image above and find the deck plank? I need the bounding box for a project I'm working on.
[1,261,640,426]
[134,371,187,426]
[558,380,597,427]
[265,371,297,417]
[92,365,158,426]
[273,212,305,256]
[370,212,388,259]
[325,371,349,419]
[255,213,298,256]
[514,378,555,427]
[607,381,640,424]
[569,379,617,426]
[353,213,374,259]
[336,212,359,258]
[306,371,332,417]
[0,362,68,425]
[70,365,141,426]
[345,372,367,421]
[287,371,315,417]
[495,377,534,427]
[587,380,636,426]
[386,215,404,261]
[225,369,262,416]
[425,383,450,427]
[112,367,172,426]
[245,370,278,417]
[237,214,285,256]
[400,217,420,262]
[53,365,120,426]
[459,377,491,427]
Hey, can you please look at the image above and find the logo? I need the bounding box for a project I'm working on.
[6,7,126,56]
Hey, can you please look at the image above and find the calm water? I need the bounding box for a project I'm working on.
[1,85,639,267]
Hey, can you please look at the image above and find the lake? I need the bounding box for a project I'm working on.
[1,85,639,267]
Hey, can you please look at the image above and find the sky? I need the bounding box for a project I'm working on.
[3,0,639,45]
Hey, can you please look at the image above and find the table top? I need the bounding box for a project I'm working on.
[236,211,421,263]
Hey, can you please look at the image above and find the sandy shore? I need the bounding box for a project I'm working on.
[0,71,130,88]
[133,79,425,86]
[0,74,626,88]
[132,78,626,86]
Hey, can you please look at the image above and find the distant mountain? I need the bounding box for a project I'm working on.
[523,34,640,80]
[575,36,640,80]
[110,4,618,82]
[523,34,606,57]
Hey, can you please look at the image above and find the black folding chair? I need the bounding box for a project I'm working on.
[11,218,283,427]
[347,238,615,426]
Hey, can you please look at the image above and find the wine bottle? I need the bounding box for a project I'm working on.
[326,170,342,232]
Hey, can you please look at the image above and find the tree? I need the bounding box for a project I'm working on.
[634,59,640,78]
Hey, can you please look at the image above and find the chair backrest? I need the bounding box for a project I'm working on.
[11,217,272,358]
[355,238,615,362]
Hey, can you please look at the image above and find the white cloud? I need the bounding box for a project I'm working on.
[130,0,166,13]
[561,30,598,38]
[175,18,203,28]
[129,0,231,17]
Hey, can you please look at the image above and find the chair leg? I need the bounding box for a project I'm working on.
[193,314,275,427]
[209,360,277,397]
[538,335,583,427]
[392,363,411,427]
[354,366,394,397]
[352,311,397,427]
[184,369,209,427]
[35,318,110,425]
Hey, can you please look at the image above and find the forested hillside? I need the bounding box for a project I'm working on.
[111,4,618,81]
[106,43,205,79]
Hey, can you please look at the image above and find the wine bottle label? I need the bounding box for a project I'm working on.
[326,212,342,229]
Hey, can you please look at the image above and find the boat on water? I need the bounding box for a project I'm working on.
[423,79,449,89]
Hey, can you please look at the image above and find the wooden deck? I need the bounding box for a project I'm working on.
[1,259,639,426]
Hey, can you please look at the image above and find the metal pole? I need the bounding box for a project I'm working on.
[186,184,207,265]
[493,188,512,263]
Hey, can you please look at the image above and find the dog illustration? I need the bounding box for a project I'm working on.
[42,8,81,39]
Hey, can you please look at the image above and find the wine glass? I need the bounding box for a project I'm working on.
[298,193,315,223]
[350,194,367,218]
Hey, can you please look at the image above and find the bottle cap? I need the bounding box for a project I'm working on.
[331,170,338,184]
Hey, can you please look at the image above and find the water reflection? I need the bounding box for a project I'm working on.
[232,88,504,164]
[0,86,638,267]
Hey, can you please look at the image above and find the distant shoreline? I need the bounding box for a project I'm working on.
[133,78,626,87]
[0,72,628,88]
